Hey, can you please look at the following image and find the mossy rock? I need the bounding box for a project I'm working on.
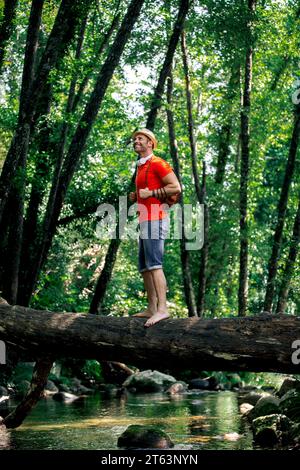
[123,370,176,394]
[247,395,280,421]
[118,425,174,449]
[238,391,270,407]
[290,422,300,445]
[277,378,300,398]
[252,414,292,447]
[279,390,300,422]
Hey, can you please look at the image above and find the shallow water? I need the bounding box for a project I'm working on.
[2,390,254,450]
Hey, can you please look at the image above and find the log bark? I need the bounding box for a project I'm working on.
[0,300,300,374]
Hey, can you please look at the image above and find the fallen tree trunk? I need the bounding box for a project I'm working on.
[0,300,300,373]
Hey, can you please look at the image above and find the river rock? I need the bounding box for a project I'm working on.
[118,425,174,449]
[238,391,270,406]
[277,377,300,398]
[188,376,218,390]
[279,389,300,422]
[0,386,8,397]
[52,392,79,403]
[58,383,71,393]
[0,422,10,449]
[45,380,59,394]
[247,395,280,422]
[166,382,188,395]
[252,414,292,447]
[239,403,254,415]
[98,383,120,398]
[122,370,176,393]
[69,378,93,395]
[290,422,300,445]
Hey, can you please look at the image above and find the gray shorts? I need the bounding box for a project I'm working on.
[138,218,169,273]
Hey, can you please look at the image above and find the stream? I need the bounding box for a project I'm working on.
[0,390,254,450]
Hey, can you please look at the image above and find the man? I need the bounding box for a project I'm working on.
[129,128,181,327]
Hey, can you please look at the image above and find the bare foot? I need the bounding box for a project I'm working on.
[144,312,170,327]
[132,310,154,318]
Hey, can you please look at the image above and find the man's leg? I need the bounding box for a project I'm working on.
[133,270,158,317]
[144,268,169,327]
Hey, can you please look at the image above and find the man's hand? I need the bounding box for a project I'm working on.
[139,187,152,199]
[129,192,137,202]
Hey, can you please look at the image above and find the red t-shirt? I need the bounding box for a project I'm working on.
[135,155,173,222]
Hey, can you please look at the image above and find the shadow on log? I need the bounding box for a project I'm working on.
[0,298,300,373]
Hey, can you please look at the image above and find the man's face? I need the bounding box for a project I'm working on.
[133,133,153,153]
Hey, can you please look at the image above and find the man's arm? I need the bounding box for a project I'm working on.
[139,171,181,199]
[161,171,181,195]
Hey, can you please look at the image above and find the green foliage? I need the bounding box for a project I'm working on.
[0,0,299,322]
[81,360,102,381]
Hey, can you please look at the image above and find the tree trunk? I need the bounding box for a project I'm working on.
[18,13,88,304]
[166,70,197,317]
[0,0,18,74]
[181,30,202,202]
[180,31,210,317]
[0,0,45,303]
[197,162,209,317]
[2,163,25,304]
[146,0,190,131]
[263,104,300,313]
[238,0,255,317]
[0,300,300,376]
[19,0,146,306]
[89,237,122,314]
[215,65,240,184]
[3,357,53,429]
[72,12,121,111]
[276,195,300,314]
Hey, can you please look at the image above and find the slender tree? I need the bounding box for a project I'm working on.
[19,11,89,303]
[0,0,18,74]
[146,0,190,131]
[276,194,300,314]
[1,0,45,303]
[166,69,197,317]
[197,161,209,317]
[263,104,300,313]
[238,0,256,316]
[181,30,201,202]
[180,30,209,316]
[215,65,240,184]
